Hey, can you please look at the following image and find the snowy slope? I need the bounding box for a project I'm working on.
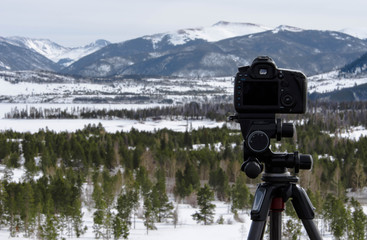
[6,37,110,66]
[144,21,272,47]
[308,70,367,93]
[339,27,367,39]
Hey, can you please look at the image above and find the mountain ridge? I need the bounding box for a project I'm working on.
[2,22,367,78]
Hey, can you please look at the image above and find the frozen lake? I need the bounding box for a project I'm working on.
[0,103,225,133]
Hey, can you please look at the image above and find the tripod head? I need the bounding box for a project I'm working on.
[229,113,312,179]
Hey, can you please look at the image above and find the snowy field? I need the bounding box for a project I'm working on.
[308,71,367,93]
[0,118,225,133]
[0,75,233,104]
[0,103,225,133]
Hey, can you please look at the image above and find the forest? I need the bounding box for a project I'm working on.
[0,100,367,239]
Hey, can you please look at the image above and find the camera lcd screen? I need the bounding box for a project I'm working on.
[242,81,278,106]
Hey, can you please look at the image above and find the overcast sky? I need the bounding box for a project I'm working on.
[1,0,366,47]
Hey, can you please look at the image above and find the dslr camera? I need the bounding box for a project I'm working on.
[234,56,307,114]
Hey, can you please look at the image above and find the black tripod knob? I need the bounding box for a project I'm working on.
[241,158,263,179]
[247,130,269,153]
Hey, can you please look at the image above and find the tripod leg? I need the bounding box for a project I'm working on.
[270,197,284,240]
[247,221,267,240]
[291,185,323,240]
[301,219,323,240]
[247,183,278,240]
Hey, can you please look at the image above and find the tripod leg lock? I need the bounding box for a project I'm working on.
[291,185,315,219]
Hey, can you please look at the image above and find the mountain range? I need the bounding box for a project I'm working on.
[1,21,367,79]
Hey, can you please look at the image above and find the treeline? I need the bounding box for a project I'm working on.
[4,102,232,121]
[5,101,367,130]
[0,121,367,238]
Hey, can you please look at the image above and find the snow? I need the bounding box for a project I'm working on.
[144,21,271,47]
[0,117,225,134]
[272,25,304,34]
[308,70,367,93]
[0,75,233,104]
[336,126,367,141]
[339,27,367,39]
[5,37,109,66]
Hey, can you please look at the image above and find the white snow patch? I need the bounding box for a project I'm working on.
[308,71,367,93]
[339,27,367,39]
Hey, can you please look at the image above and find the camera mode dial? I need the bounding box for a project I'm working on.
[247,130,270,153]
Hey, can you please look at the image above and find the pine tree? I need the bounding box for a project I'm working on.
[113,189,134,239]
[112,216,129,240]
[21,182,35,237]
[71,198,86,238]
[349,198,367,240]
[352,158,366,192]
[209,167,229,201]
[41,214,59,240]
[7,152,20,168]
[143,193,156,234]
[283,219,302,240]
[323,194,349,239]
[231,174,251,213]
[93,182,107,239]
[152,169,173,222]
[192,184,215,225]
[0,181,8,228]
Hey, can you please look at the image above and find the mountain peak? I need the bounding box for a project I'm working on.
[143,21,272,47]
[84,39,110,48]
[212,21,263,28]
[272,25,304,33]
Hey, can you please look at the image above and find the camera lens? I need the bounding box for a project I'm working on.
[281,94,295,107]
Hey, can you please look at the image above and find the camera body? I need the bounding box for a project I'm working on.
[234,56,307,114]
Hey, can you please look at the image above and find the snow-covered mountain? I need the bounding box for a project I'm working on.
[5,37,110,67]
[339,27,367,39]
[62,24,367,78]
[143,21,271,47]
[2,21,367,79]
[0,38,60,71]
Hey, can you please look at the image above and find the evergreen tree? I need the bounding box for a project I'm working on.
[93,182,107,239]
[143,193,156,234]
[283,219,302,240]
[7,152,20,168]
[71,198,86,238]
[323,194,349,239]
[0,181,8,228]
[112,216,129,240]
[113,189,135,239]
[21,182,35,237]
[174,162,200,199]
[209,167,229,201]
[152,169,174,222]
[192,184,215,225]
[349,198,367,240]
[136,166,152,196]
[40,214,59,240]
[231,174,251,213]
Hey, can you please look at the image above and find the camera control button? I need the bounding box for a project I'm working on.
[281,81,289,87]
[281,94,295,107]
[278,71,284,79]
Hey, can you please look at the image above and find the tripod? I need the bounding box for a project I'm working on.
[247,173,323,240]
[229,114,323,239]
